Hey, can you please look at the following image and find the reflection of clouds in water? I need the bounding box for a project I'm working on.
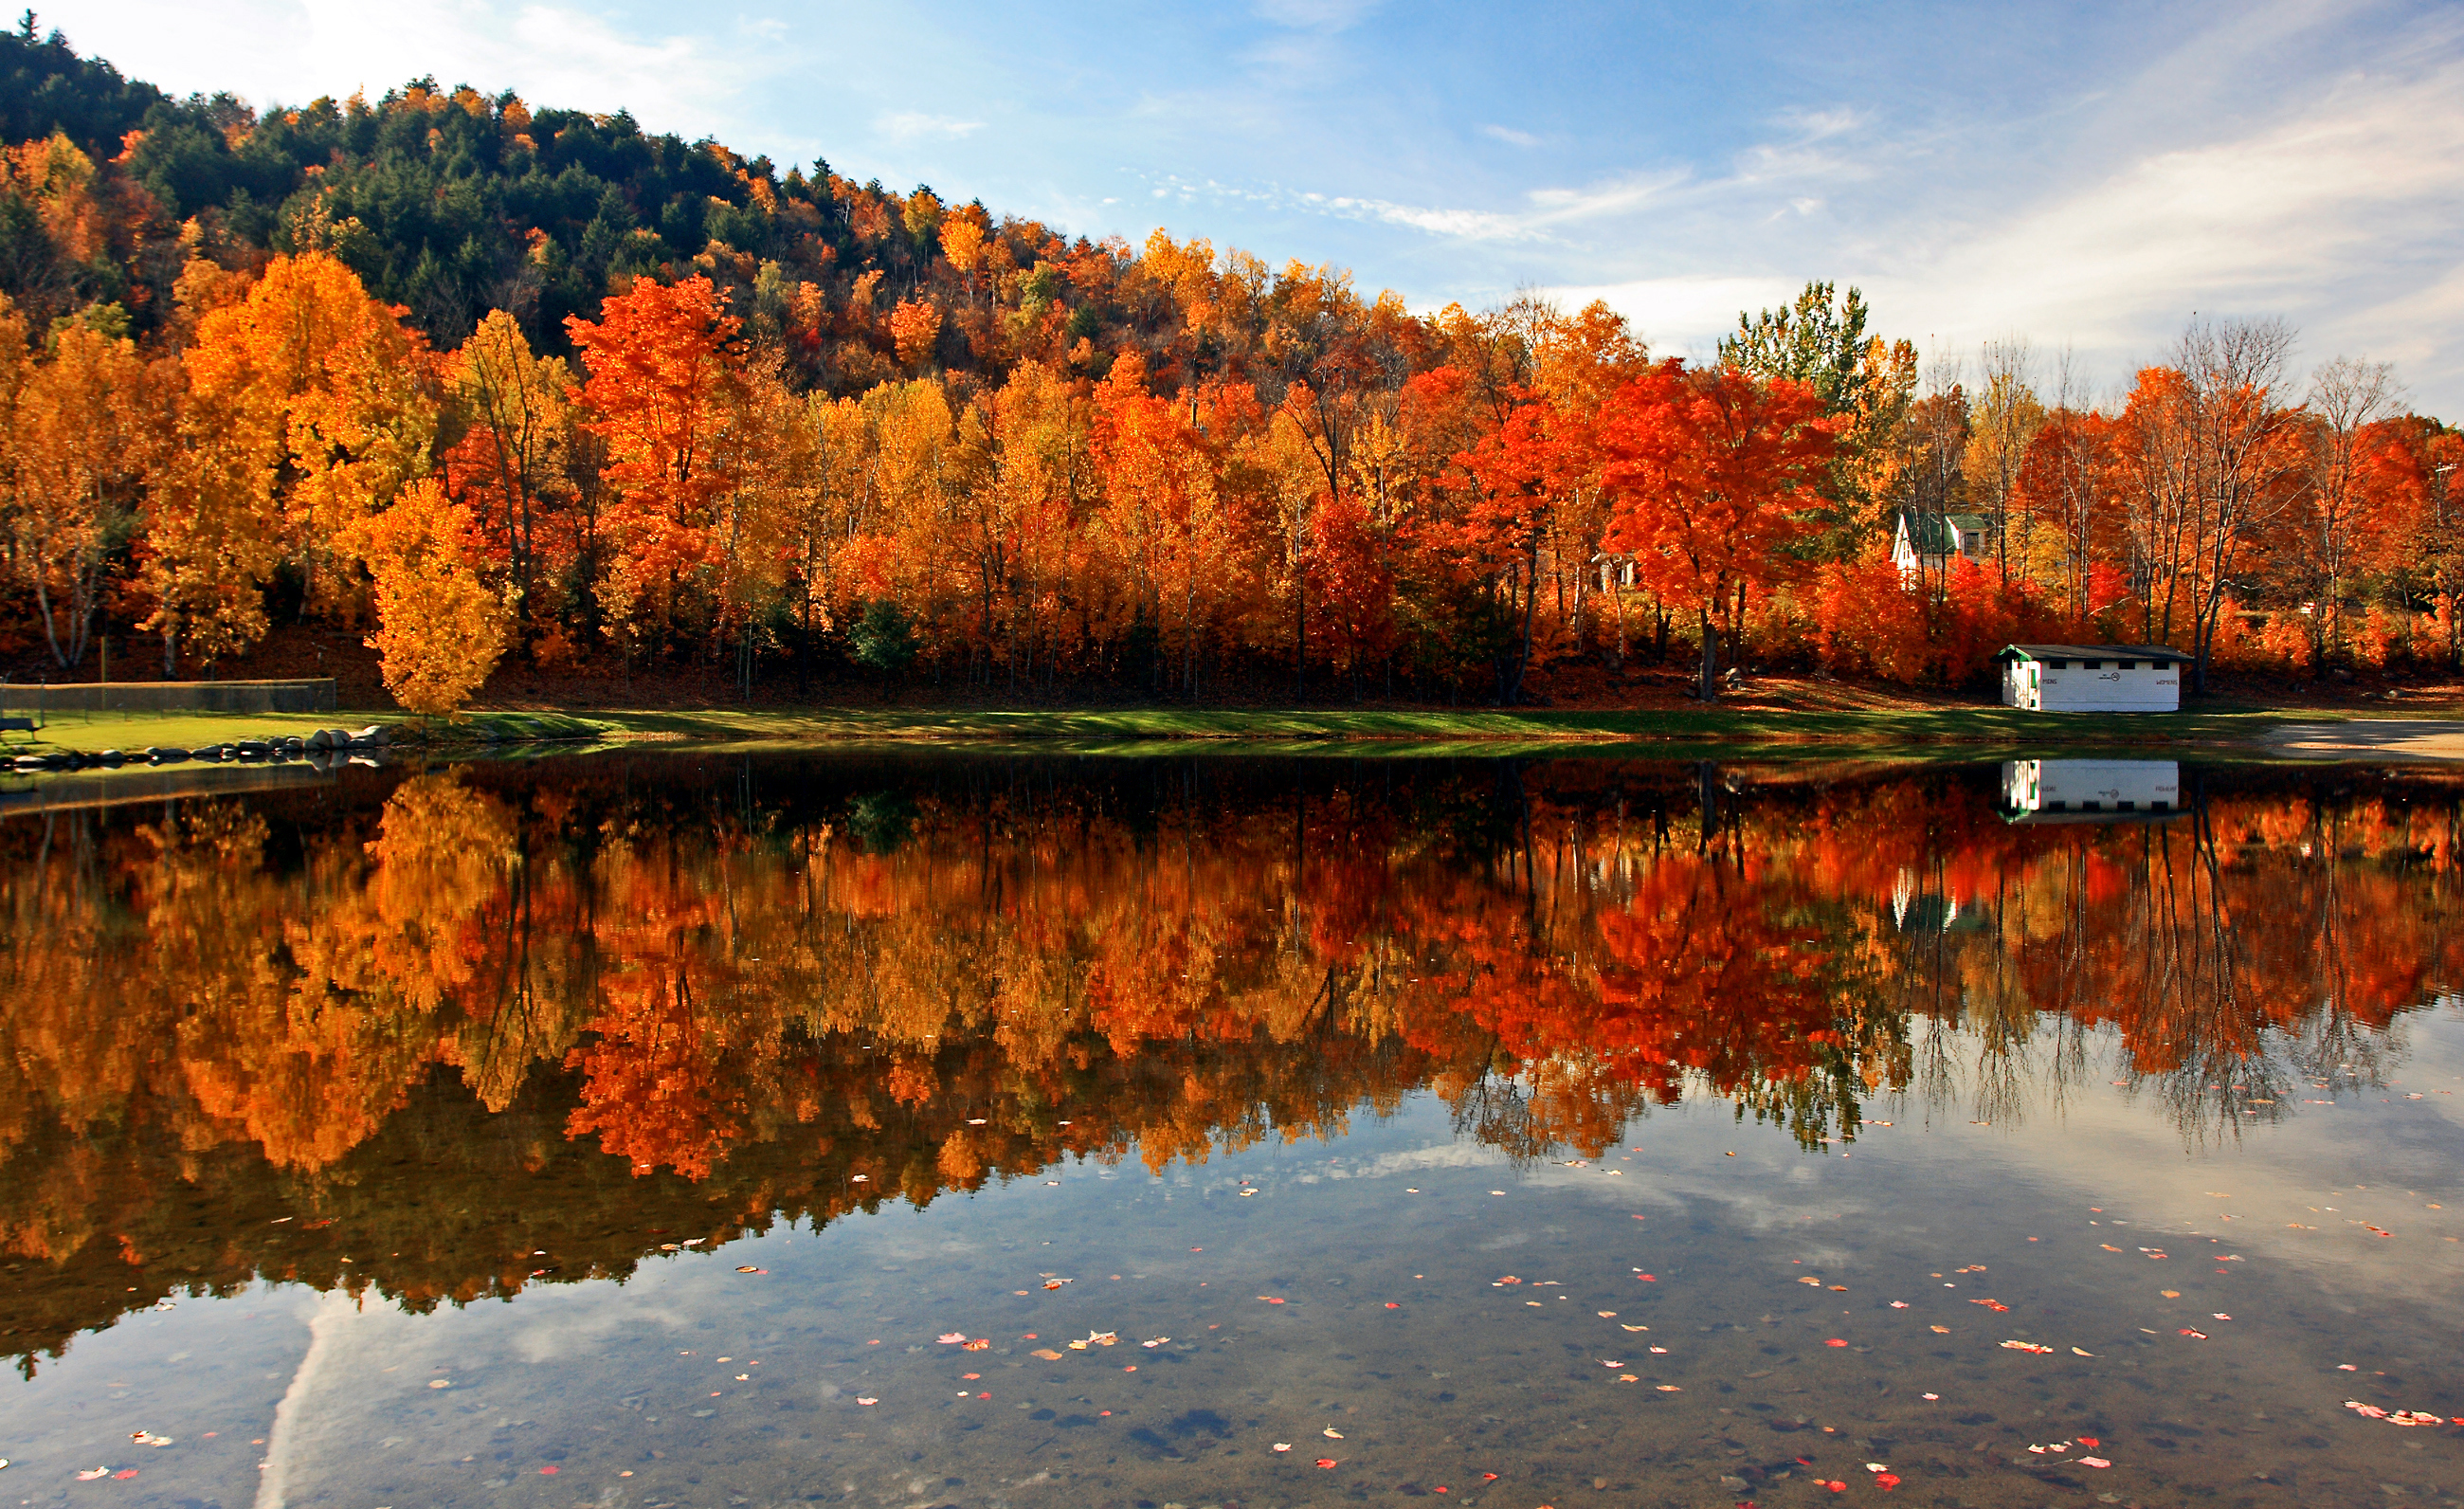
[511,1291,698,1365]
[255,1289,396,1509]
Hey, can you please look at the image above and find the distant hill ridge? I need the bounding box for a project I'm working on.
[0,15,1277,393]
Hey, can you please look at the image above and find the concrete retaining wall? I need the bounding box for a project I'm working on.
[0,679,336,715]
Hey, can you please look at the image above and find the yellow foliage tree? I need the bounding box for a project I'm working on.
[181,251,435,619]
[11,318,161,668]
[362,479,510,715]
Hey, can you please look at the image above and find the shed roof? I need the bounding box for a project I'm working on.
[1998,644,2194,664]
[1897,510,1997,555]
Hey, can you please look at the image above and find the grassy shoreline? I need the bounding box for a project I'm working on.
[5,699,2455,756]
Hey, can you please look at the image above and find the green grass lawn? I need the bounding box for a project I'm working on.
[5,699,2447,757]
[2,708,394,755]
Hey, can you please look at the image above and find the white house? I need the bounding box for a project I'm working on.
[1892,510,1997,584]
[1997,644,2191,712]
[1998,760,2183,823]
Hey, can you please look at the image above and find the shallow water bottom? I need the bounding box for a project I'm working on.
[9,1018,2464,1509]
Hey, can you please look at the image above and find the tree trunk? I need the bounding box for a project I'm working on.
[1697,608,1720,701]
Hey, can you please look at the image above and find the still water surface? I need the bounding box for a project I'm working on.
[1,753,2461,1508]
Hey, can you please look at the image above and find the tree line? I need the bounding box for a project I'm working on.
[0,24,2455,709]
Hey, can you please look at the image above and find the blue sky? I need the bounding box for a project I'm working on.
[39,0,2464,412]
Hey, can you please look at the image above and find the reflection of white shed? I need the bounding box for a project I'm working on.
[1998,760,2183,824]
[1997,644,2191,712]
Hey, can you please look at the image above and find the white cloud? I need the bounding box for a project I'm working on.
[875,110,986,142]
[1481,123,1541,148]
[1550,275,1801,358]
[1863,47,2464,390]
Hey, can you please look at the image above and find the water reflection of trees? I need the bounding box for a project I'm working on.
[0,756,2455,1373]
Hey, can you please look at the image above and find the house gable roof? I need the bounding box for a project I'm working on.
[1998,644,2195,664]
[1896,510,1997,555]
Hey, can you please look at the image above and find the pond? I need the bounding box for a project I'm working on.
[1,752,2460,1508]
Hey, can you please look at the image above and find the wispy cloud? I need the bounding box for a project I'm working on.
[1252,0,1382,31]
[875,110,986,141]
[1138,172,1549,243]
[1480,123,1541,148]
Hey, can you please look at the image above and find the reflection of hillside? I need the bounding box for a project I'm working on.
[0,756,2456,1373]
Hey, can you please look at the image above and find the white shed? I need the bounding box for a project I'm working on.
[1997,644,2191,712]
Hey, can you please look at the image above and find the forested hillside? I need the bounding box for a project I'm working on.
[0,19,2455,711]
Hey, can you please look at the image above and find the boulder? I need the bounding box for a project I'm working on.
[232,740,270,759]
[97,749,125,768]
[351,724,391,747]
[146,747,190,764]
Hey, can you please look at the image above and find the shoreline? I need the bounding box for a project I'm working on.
[0,709,2459,814]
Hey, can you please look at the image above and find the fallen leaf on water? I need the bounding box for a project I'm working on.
[1657,1385,1681,1391]
[1141,1337,1170,1348]
[2080,1456,2111,1468]
[1930,1326,1950,1334]
[735,1265,765,1274]
[1030,1349,1061,1360]
[2178,1329,2208,1339]
[1272,1443,1291,1452]
[2101,1245,2124,1252]
[1621,1324,1649,1333]
[1921,1392,1939,1400]
[1875,1472,1901,1490]
[1824,1338,1848,1348]
[1601,1360,1623,1368]
[2072,1347,2094,1356]
[1597,1311,1617,1318]
[961,1373,980,1381]
[2212,1313,2232,1320]
[1386,1302,1401,1309]
[856,1397,877,1406]
[428,1380,451,1390]
[1482,1472,1500,1481]
[1798,1278,1822,1287]
[1889,1300,1910,1309]
[1316,1458,1338,1468]
[539,1465,559,1476]
[1324,1427,1344,1439]
[1999,1340,2056,1354]
[1650,1346,1668,1354]
[2077,1437,2099,1447]
[963,1338,991,1352]
[937,1333,968,1344]
[77,1469,110,1482]
[2160,1290,2181,1299]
